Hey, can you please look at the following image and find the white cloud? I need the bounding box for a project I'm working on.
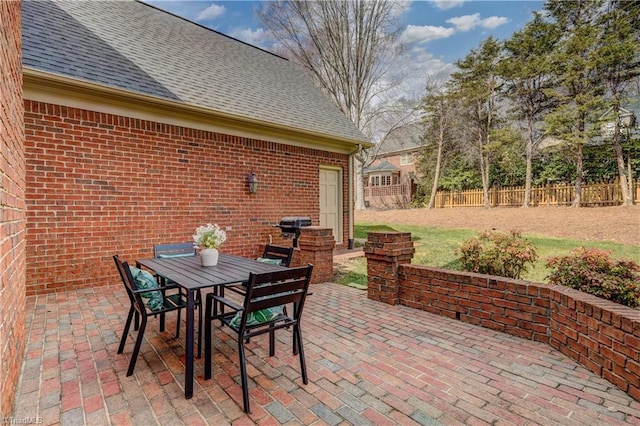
[400,25,455,44]
[386,46,457,102]
[228,27,270,47]
[433,0,465,10]
[196,3,225,21]
[446,13,508,32]
[446,13,481,32]
[408,47,457,81]
[481,16,509,29]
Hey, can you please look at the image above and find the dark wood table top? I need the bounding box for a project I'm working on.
[136,253,286,291]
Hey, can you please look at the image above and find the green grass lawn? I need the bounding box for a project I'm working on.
[335,223,640,287]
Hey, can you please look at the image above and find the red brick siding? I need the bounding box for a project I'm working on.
[0,0,26,418]
[24,100,349,295]
[366,232,640,402]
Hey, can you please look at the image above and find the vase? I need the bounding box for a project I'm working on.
[200,248,219,266]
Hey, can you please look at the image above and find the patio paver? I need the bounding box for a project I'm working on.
[13,280,640,425]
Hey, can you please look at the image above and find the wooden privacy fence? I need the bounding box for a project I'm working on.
[434,179,638,208]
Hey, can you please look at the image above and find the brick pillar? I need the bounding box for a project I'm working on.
[364,232,414,305]
[296,227,335,284]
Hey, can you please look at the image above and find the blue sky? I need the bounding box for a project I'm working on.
[145,0,543,97]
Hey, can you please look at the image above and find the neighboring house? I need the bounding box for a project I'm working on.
[599,106,638,139]
[364,124,423,208]
[21,0,370,295]
[538,104,639,150]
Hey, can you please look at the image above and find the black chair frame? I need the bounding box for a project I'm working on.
[154,242,197,258]
[114,254,188,376]
[204,264,313,413]
[226,244,295,298]
[152,242,205,358]
[260,244,294,267]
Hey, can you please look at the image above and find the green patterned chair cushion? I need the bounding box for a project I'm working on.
[130,266,163,311]
[229,306,284,328]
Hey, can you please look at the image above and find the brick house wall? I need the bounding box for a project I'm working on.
[0,0,26,418]
[365,152,419,209]
[365,232,640,402]
[24,100,349,295]
[374,152,417,180]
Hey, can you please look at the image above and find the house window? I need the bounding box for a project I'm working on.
[400,153,413,165]
[370,175,394,186]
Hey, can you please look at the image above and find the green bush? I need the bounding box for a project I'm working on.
[455,230,538,279]
[545,248,640,308]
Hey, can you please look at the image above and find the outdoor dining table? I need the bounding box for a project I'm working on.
[136,253,287,399]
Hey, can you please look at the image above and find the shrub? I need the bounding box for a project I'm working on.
[455,230,538,279]
[545,248,640,308]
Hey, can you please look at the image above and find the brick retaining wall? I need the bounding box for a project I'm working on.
[365,232,640,401]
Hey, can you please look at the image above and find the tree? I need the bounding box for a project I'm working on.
[499,13,559,207]
[594,1,640,206]
[489,126,527,187]
[420,80,459,208]
[544,0,605,207]
[257,0,408,210]
[449,37,503,208]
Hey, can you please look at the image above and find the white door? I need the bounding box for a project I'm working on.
[319,168,342,244]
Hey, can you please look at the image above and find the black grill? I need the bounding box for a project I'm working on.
[277,216,312,247]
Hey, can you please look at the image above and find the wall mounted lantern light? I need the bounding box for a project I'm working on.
[247,171,258,193]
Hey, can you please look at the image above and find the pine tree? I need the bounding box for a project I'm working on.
[544,0,605,207]
[450,37,503,208]
[499,13,559,207]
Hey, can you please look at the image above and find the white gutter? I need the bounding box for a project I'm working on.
[23,68,374,154]
[347,144,362,250]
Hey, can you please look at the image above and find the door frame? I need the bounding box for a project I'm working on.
[319,166,343,245]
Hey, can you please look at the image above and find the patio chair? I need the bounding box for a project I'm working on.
[153,242,204,357]
[258,244,294,267]
[226,244,303,347]
[226,244,295,297]
[114,254,188,376]
[154,242,197,259]
[204,264,313,413]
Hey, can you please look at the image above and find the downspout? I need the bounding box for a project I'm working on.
[348,144,361,250]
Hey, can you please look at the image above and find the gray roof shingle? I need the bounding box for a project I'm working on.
[365,160,400,173]
[22,0,368,144]
[377,123,424,155]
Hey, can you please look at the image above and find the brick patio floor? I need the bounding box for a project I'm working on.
[13,279,640,425]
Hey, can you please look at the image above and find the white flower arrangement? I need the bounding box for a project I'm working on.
[193,223,227,249]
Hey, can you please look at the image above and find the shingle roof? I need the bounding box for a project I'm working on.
[364,160,399,174]
[377,123,424,155]
[22,0,368,144]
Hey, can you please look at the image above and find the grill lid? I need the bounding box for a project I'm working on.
[279,217,312,228]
